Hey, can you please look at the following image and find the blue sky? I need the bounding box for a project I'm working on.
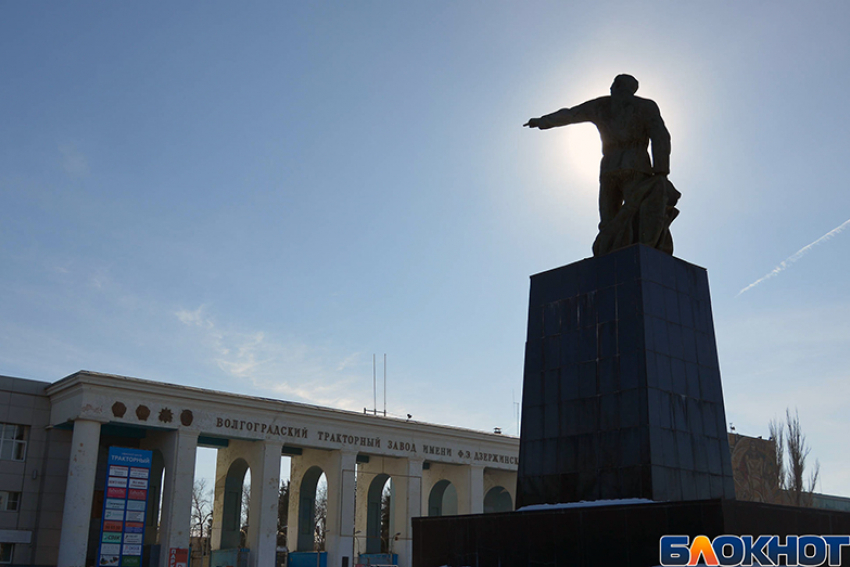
[3,1,850,495]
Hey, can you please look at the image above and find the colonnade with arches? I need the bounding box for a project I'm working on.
[47,371,519,567]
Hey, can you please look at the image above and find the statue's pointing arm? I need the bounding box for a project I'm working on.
[524,99,598,129]
[648,102,671,175]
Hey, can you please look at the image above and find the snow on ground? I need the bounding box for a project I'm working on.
[516,498,657,512]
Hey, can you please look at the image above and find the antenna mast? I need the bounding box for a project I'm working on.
[383,353,387,417]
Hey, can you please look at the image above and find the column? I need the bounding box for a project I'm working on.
[158,430,198,567]
[393,457,423,567]
[246,440,283,567]
[467,465,485,515]
[57,419,102,567]
[325,450,357,567]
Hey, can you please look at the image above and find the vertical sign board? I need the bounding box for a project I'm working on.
[98,447,153,567]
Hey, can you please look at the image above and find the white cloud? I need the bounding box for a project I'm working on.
[175,306,367,411]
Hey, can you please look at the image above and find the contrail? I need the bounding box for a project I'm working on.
[737,218,850,296]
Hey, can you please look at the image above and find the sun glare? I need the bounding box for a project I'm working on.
[563,123,602,188]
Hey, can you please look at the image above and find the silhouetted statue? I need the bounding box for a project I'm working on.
[525,74,680,256]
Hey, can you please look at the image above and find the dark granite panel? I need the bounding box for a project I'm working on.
[598,429,620,469]
[644,280,666,318]
[680,469,697,500]
[681,327,699,363]
[577,433,598,469]
[657,352,674,391]
[693,436,709,473]
[646,350,659,389]
[707,437,722,475]
[639,245,665,285]
[542,439,558,474]
[668,322,685,360]
[543,336,560,370]
[559,400,579,436]
[661,428,679,468]
[577,293,596,328]
[648,426,663,465]
[677,431,695,471]
[557,437,578,473]
[543,302,560,336]
[522,406,543,441]
[671,357,688,395]
[559,365,579,401]
[619,350,643,390]
[685,361,700,397]
[687,398,704,437]
[671,395,687,431]
[599,321,617,359]
[616,281,642,324]
[531,268,563,307]
[620,427,641,467]
[652,316,670,356]
[577,264,598,294]
[616,246,641,282]
[578,326,597,362]
[543,402,559,439]
[543,369,559,401]
[560,330,578,366]
[694,472,711,500]
[577,361,597,398]
[619,388,640,428]
[679,291,695,328]
[596,252,617,289]
[600,394,619,431]
[598,286,617,323]
[664,289,681,324]
[598,356,618,395]
[527,304,544,340]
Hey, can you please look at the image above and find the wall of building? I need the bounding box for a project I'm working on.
[0,376,71,566]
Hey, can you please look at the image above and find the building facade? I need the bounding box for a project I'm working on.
[0,371,519,567]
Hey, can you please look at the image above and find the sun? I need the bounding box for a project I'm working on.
[562,122,602,188]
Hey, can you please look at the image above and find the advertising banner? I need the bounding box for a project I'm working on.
[97,447,153,567]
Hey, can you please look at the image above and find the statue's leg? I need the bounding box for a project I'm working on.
[598,174,624,230]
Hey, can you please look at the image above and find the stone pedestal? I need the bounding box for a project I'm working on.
[516,245,736,506]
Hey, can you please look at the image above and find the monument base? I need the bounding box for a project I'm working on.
[412,500,850,567]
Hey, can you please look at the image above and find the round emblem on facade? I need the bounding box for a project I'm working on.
[136,405,151,421]
[111,402,127,418]
[159,408,173,423]
[180,409,193,426]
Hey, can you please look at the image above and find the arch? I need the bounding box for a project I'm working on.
[365,474,390,553]
[298,465,324,551]
[220,458,249,549]
[427,479,457,517]
[483,485,513,513]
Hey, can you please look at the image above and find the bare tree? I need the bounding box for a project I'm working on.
[314,482,327,551]
[380,484,391,553]
[278,479,289,547]
[770,409,820,507]
[240,481,251,547]
[191,479,213,538]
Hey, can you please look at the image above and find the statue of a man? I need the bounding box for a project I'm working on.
[525,74,680,256]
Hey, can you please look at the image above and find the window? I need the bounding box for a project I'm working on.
[0,424,26,461]
[0,492,19,512]
[0,543,11,564]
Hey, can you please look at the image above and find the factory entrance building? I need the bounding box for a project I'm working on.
[45,371,519,567]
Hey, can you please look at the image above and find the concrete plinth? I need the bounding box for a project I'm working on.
[516,245,736,506]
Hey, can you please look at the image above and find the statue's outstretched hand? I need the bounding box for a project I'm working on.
[524,118,540,128]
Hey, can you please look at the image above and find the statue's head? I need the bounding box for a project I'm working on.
[611,74,639,96]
